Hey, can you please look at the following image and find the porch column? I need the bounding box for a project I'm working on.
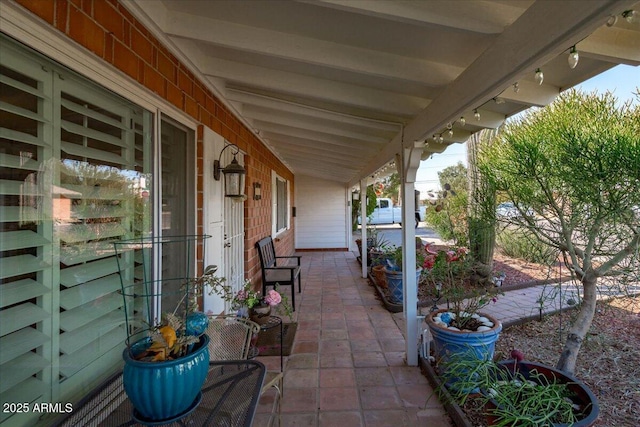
[360,178,368,278]
[399,142,422,366]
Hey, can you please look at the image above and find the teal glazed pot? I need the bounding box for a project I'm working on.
[384,267,422,304]
[123,335,209,421]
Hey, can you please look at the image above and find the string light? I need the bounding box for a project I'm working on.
[448,129,453,137]
[534,68,544,85]
[474,109,480,121]
[459,116,466,127]
[513,82,520,93]
[622,10,638,23]
[567,46,579,69]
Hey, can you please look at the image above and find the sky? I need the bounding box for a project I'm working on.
[415,64,640,197]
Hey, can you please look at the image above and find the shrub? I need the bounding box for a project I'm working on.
[496,228,556,265]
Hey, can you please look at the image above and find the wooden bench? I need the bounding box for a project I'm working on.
[255,236,301,311]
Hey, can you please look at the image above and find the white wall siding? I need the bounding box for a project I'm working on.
[295,175,348,249]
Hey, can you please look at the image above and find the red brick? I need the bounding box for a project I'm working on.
[177,69,192,96]
[55,0,68,32]
[166,82,182,109]
[117,2,135,24]
[157,51,175,82]
[131,28,153,64]
[113,40,137,80]
[80,0,91,16]
[17,0,55,24]
[185,96,198,119]
[122,20,130,44]
[68,6,105,57]
[104,32,114,62]
[143,63,165,96]
[93,0,123,39]
[193,83,205,106]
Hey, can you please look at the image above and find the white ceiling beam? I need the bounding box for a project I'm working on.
[199,57,430,117]
[164,11,462,86]
[579,26,640,65]
[269,142,367,163]
[244,108,390,144]
[496,80,560,107]
[262,132,375,156]
[301,0,526,34]
[351,0,636,186]
[254,121,384,149]
[226,89,402,133]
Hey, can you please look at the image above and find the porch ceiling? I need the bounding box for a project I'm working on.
[125,0,640,186]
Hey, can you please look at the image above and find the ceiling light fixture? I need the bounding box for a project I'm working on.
[534,68,544,85]
[474,109,481,121]
[567,46,579,69]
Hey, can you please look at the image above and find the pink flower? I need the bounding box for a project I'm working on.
[264,289,282,306]
[423,255,436,270]
[235,289,248,301]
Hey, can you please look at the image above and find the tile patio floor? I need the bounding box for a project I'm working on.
[250,248,588,426]
[253,251,452,427]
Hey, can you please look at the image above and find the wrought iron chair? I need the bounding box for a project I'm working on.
[207,315,283,427]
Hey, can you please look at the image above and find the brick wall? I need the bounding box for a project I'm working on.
[15,0,296,285]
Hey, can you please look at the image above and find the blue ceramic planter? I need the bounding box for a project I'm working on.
[427,310,502,365]
[123,335,210,421]
[384,267,422,304]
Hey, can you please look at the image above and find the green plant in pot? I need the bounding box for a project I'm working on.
[423,244,502,367]
[440,349,599,426]
[383,239,424,304]
[114,235,211,423]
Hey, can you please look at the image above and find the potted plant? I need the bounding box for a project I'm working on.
[383,238,424,304]
[441,350,600,426]
[114,235,211,423]
[228,280,292,325]
[423,244,502,367]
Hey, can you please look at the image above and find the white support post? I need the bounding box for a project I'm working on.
[400,142,423,366]
[360,179,368,278]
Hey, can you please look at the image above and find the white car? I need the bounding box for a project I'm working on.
[497,202,533,218]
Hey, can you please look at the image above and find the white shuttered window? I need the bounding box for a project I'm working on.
[0,36,152,426]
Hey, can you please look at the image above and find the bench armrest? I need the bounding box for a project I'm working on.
[275,255,301,266]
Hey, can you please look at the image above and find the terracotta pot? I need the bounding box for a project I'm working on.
[372,265,387,288]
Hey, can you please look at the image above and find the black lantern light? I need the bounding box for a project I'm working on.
[213,143,246,198]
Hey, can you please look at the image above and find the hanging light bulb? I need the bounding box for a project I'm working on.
[438,134,444,143]
[534,68,544,85]
[567,46,579,69]
[459,116,466,127]
[622,10,638,23]
[513,82,520,93]
[474,109,480,121]
[448,129,453,137]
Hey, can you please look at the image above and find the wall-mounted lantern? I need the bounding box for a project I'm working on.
[213,143,246,198]
[352,191,360,201]
[253,182,262,200]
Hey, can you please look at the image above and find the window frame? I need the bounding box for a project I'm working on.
[271,171,290,236]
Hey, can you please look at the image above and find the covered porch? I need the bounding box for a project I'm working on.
[254,250,450,427]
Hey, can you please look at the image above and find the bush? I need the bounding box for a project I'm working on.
[496,228,557,265]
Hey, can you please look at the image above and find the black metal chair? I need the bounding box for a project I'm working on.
[255,236,301,311]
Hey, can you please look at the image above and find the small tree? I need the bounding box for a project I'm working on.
[352,185,378,231]
[480,89,640,375]
[424,163,468,246]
